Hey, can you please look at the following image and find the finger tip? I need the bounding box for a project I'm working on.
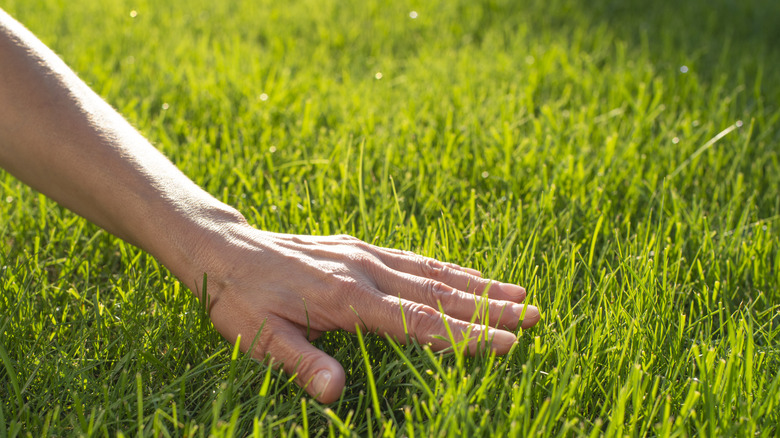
[520,305,541,329]
[494,283,526,301]
[487,328,517,354]
[308,365,346,404]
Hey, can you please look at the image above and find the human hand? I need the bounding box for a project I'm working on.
[0,8,540,405]
[187,224,541,403]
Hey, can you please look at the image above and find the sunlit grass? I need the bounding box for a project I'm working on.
[1,0,779,435]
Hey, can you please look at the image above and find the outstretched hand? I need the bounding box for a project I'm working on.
[0,12,540,404]
[193,225,541,403]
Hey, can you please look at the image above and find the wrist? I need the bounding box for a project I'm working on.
[145,198,250,297]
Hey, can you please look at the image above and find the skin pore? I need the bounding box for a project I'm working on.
[0,9,540,403]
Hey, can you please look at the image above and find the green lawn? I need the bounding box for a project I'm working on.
[1,0,779,435]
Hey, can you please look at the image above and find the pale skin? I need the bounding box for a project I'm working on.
[0,10,540,403]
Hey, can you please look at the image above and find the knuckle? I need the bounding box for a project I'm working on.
[472,297,494,324]
[465,277,489,295]
[348,238,380,257]
[421,278,448,306]
[255,322,318,376]
[344,247,386,275]
[250,321,280,363]
[336,234,362,243]
[332,276,377,321]
[445,261,463,270]
[419,257,447,280]
[489,299,510,317]
[405,302,441,338]
[285,350,320,377]
[355,241,376,256]
[345,249,376,269]
[333,275,362,297]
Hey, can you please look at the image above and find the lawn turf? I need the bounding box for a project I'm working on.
[1,0,779,435]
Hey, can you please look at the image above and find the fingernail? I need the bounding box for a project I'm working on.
[511,303,533,318]
[512,304,540,328]
[500,283,526,301]
[311,370,332,397]
[488,328,517,350]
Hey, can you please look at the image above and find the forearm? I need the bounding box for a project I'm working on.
[0,9,540,404]
[0,10,242,290]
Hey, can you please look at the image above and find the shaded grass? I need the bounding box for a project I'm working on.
[1,0,779,435]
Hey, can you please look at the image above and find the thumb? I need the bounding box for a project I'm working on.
[266,319,346,403]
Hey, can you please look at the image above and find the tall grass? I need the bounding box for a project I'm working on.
[1,0,778,435]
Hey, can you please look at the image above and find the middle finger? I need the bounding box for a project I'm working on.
[371,264,538,330]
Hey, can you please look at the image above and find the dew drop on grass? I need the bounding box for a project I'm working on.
[680,65,689,73]
[409,11,418,19]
